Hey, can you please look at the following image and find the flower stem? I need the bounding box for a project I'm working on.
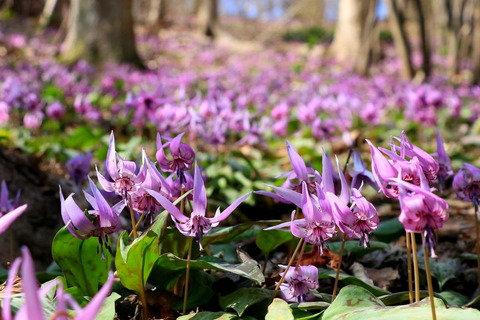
[275,238,304,291]
[332,234,346,302]
[411,232,420,302]
[405,231,414,304]
[128,196,138,239]
[474,204,480,292]
[295,239,308,269]
[183,236,193,315]
[129,214,146,238]
[423,241,437,320]
[138,286,149,320]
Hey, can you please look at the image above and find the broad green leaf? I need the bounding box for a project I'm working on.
[172,270,215,310]
[440,291,470,307]
[317,268,389,296]
[379,291,447,306]
[290,301,330,310]
[265,298,294,320]
[95,292,121,320]
[219,287,275,317]
[371,218,405,242]
[149,252,264,290]
[419,258,461,290]
[52,226,111,296]
[323,285,480,320]
[329,241,389,257]
[256,229,293,256]
[115,229,159,293]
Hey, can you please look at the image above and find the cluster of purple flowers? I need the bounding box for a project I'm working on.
[0,30,478,150]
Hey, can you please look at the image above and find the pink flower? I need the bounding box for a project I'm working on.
[278,265,319,302]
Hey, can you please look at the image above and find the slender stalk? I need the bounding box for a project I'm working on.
[405,232,414,304]
[138,287,149,320]
[128,196,138,239]
[275,238,304,291]
[332,235,346,302]
[411,232,421,302]
[474,203,480,292]
[129,214,146,238]
[262,252,269,275]
[423,241,437,320]
[183,237,194,315]
[295,239,308,269]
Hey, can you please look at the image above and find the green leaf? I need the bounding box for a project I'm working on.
[52,226,112,296]
[149,252,264,289]
[440,291,470,307]
[219,287,275,317]
[323,285,480,320]
[317,268,389,296]
[256,229,294,256]
[420,258,461,290]
[265,298,294,320]
[329,241,389,257]
[94,292,121,320]
[115,229,159,293]
[203,221,282,246]
[371,218,405,242]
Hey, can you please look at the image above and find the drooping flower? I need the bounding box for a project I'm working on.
[289,182,336,254]
[60,178,122,256]
[96,132,146,199]
[2,247,114,320]
[453,163,480,209]
[391,178,448,257]
[278,265,319,302]
[433,129,453,193]
[366,139,399,198]
[147,162,250,249]
[0,204,27,235]
[328,188,379,247]
[66,151,93,186]
[156,132,195,184]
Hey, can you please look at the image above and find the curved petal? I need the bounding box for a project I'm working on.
[209,192,250,224]
[321,148,335,194]
[0,204,27,234]
[335,155,350,204]
[192,162,207,217]
[2,256,22,320]
[290,210,306,239]
[73,272,114,320]
[105,132,119,180]
[146,189,188,223]
[286,140,308,182]
[20,247,44,320]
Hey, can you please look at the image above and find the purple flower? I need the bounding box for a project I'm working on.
[348,150,378,191]
[46,101,65,119]
[66,151,93,185]
[147,162,250,249]
[156,132,195,184]
[0,180,26,234]
[434,129,453,192]
[23,111,44,130]
[0,204,27,235]
[60,178,122,256]
[290,182,336,254]
[278,265,319,302]
[2,247,114,320]
[281,141,321,194]
[391,178,448,257]
[96,132,146,198]
[328,189,378,247]
[453,163,480,207]
[366,139,399,198]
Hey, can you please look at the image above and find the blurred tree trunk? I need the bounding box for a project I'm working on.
[146,0,168,31]
[39,0,69,28]
[386,0,414,79]
[60,0,143,67]
[412,0,432,79]
[291,0,325,26]
[472,2,480,83]
[353,0,378,75]
[330,0,372,66]
[195,0,219,39]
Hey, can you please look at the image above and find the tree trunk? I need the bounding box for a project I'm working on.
[412,0,432,79]
[471,1,480,83]
[386,0,414,79]
[146,0,169,31]
[60,0,143,67]
[353,0,378,75]
[196,0,219,39]
[330,0,372,66]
